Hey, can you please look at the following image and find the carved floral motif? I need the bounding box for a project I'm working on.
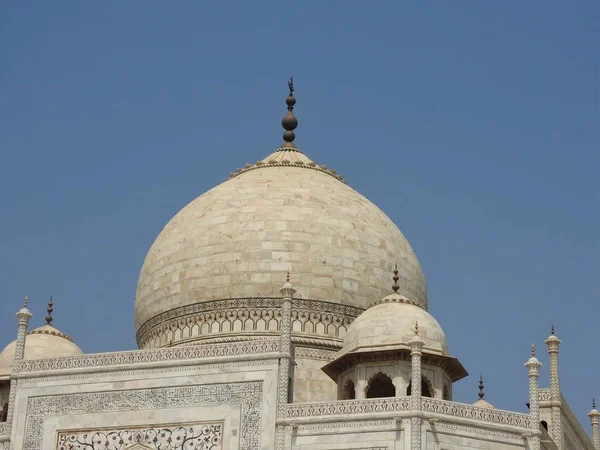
[57,424,222,450]
[23,382,262,450]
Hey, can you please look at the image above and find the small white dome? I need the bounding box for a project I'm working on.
[0,325,83,376]
[473,398,495,409]
[341,294,448,356]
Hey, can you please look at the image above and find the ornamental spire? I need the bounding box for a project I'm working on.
[392,264,400,293]
[280,77,298,148]
[478,374,485,399]
[46,296,54,325]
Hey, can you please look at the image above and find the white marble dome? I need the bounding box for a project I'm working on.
[0,325,83,377]
[135,148,427,337]
[340,294,448,356]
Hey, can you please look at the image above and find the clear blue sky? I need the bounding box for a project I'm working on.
[1,0,598,430]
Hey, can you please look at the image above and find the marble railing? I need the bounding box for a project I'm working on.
[422,398,532,428]
[284,397,532,429]
[538,388,551,402]
[285,397,411,418]
[17,338,280,373]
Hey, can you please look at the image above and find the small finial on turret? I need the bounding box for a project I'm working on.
[551,324,555,335]
[531,344,536,357]
[280,77,298,147]
[414,321,419,336]
[286,271,290,283]
[478,374,485,399]
[24,296,28,308]
[46,296,54,325]
[594,398,597,409]
[392,264,399,293]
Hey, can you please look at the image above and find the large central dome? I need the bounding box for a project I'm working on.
[134,83,427,402]
[135,149,427,335]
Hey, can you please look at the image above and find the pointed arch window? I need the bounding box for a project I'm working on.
[406,376,433,398]
[365,372,395,398]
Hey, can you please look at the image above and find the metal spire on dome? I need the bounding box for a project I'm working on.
[478,374,485,399]
[46,296,54,325]
[392,264,400,293]
[280,77,298,148]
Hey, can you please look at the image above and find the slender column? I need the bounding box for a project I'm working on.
[409,322,424,450]
[545,326,562,449]
[276,274,296,450]
[5,298,32,427]
[588,399,600,449]
[525,344,543,450]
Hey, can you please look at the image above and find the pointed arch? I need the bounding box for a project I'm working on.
[406,375,434,398]
[365,372,395,398]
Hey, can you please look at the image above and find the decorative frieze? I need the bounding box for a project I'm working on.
[136,298,361,350]
[285,397,411,418]
[422,398,532,428]
[538,388,551,402]
[18,339,279,373]
[57,423,222,449]
[23,382,262,450]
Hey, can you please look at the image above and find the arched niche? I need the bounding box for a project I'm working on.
[365,372,396,399]
[406,375,434,398]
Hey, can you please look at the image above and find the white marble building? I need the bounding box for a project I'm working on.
[0,82,597,449]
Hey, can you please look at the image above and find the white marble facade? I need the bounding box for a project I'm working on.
[0,91,597,449]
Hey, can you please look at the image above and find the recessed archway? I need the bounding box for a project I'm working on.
[406,375,433,398]
[365,372,396,398]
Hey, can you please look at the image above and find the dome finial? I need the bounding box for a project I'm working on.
[594,398,597,409]
[414,320,419,336]
[23,296,28,308]
[280,77,298,148]
[551,324,555,335]
[392,264,400,293]
[286,270,290,283]
[46,296,54,325]
[478,374,485,399]
[531,343,536,357]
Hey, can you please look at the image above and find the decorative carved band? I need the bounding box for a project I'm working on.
[228,157,345,182]
[422,398,532,428]
[294,348,337,362]
[18,339,280,373]
[136,298,362,350]
[538,388,551,402]
[57,423,223,449]
[283,397,532,429]
[285,397,411,418]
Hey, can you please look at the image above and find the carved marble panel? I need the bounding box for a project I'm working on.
[57,423,223,450]
[22,382,262,450]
